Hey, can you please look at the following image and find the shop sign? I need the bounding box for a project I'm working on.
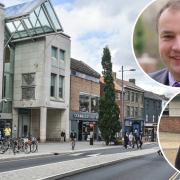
[73,113,89,119]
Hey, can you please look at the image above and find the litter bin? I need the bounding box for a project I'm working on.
[90,137,93,145]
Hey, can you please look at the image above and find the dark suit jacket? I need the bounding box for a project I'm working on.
[149,68,169,86]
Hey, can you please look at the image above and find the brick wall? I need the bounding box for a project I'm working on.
[159,116,180,133]
[70,76,100,112]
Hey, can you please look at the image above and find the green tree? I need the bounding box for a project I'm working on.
[98,46,120,145]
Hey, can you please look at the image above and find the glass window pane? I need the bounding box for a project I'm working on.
[44,1,61,30]
[79,95,90,112]
[59,76,64,98]
[51,46,58,59]
[51,73,56,97]
[6,22,16,33]
[60,49,65,61]
[91,96,99,113]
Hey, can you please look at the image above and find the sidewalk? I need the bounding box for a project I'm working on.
[0,142,158,180]
[0,141,121,160]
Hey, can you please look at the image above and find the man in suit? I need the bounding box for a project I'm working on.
[149,0,180,87]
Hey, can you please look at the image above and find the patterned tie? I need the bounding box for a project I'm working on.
[173,82,180,87]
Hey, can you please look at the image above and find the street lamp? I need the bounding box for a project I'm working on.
[119,66,136,136]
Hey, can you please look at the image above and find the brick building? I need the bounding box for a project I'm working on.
[160,94,180,133]
[70,58,100,141]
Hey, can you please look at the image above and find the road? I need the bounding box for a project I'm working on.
[0,143,156,172]
[59,153,176,180]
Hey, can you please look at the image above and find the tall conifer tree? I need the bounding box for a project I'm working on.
[98,46,120,145]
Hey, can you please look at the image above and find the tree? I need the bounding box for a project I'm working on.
[98,46,120,145]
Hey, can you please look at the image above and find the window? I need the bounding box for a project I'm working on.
[135,107,138,117]
[131,92,134,102]
[59,75,64,98]
[91,96,99,113]
[51,46,58,59]
[136,93,138,102]
[51,73,57,97]
[126,106,130,116]
[130,107,134,117]
[22,73,35,99]
[79,95,90,112]
[60,49,65,61]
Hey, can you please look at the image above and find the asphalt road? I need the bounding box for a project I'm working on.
[0,143,157,172]
[59,153,176,180]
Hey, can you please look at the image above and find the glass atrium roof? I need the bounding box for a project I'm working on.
[4,0,63,45]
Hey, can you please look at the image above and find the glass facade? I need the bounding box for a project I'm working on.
[5,0,63,44]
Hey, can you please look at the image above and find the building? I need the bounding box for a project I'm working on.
[100,73,144,135]
[70,58,100,141]
[143,91,162,141]
[160,94,180,133]
[0,0,71,142]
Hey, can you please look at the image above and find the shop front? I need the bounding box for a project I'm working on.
[124,118,144,135]
[70,112,98,141]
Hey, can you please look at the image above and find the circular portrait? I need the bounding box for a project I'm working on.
[133,0,180,87]
[158,93,180,172]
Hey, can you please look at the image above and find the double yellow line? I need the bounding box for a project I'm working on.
[169,171,179,180]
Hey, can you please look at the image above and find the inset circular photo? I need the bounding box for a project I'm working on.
[132,0,180,87]
[158,93,180,171]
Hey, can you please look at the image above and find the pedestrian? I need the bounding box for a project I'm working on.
[123,131,129,149]
[70,131,77,150]
[3,124,11,140]
[139,131,143,149]
[61,131,66,142]
[148,0,180,86]
[133,129,139,149]
[128,132,134,148]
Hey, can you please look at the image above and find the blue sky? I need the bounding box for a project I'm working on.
[1,0,179,97]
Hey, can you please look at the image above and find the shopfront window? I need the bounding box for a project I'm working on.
[50,73,57,97]
[79,95,90,112]
[91,96,99,113]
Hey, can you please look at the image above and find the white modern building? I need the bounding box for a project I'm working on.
[0,0,71,142]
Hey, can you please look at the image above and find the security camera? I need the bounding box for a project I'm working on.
[1,98,7,103]
[3,99,7,103]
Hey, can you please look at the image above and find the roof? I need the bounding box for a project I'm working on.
[4,0,63,45]
[144,91,163,101]
[71,58,100,78]
[116,79,144,92]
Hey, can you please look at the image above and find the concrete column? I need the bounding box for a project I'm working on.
[12,108,18,138]
[0,3,4,100]
[61,109,70,141]
[40,107,47,142]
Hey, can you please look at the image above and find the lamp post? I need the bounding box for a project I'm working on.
[119,66,135,136]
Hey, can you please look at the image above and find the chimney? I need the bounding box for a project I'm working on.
[129,79,135,84]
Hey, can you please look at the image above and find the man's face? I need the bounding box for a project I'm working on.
[158,8,180,81]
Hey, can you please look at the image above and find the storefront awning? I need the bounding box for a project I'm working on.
[4,0,63,46]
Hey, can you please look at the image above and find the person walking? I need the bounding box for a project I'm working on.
[123,131,129,149]
[3,124,11,140]
[128,132,134,148]
[70,131,77,150]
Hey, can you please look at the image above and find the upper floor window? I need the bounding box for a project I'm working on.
[79,95,90,112]
[60,49,65,61]
[59,75,64,98]
[51,46,58,59]
[91,96,99,113]
[50,73,57,97]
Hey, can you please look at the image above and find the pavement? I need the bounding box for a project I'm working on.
[159,132,180,167]
[0,141,159,179]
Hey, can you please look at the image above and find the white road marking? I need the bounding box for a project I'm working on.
[87,153,101,157]
[70,153,84,156]
[169,171,179,180]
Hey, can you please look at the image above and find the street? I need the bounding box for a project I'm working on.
[59,153,176,180]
